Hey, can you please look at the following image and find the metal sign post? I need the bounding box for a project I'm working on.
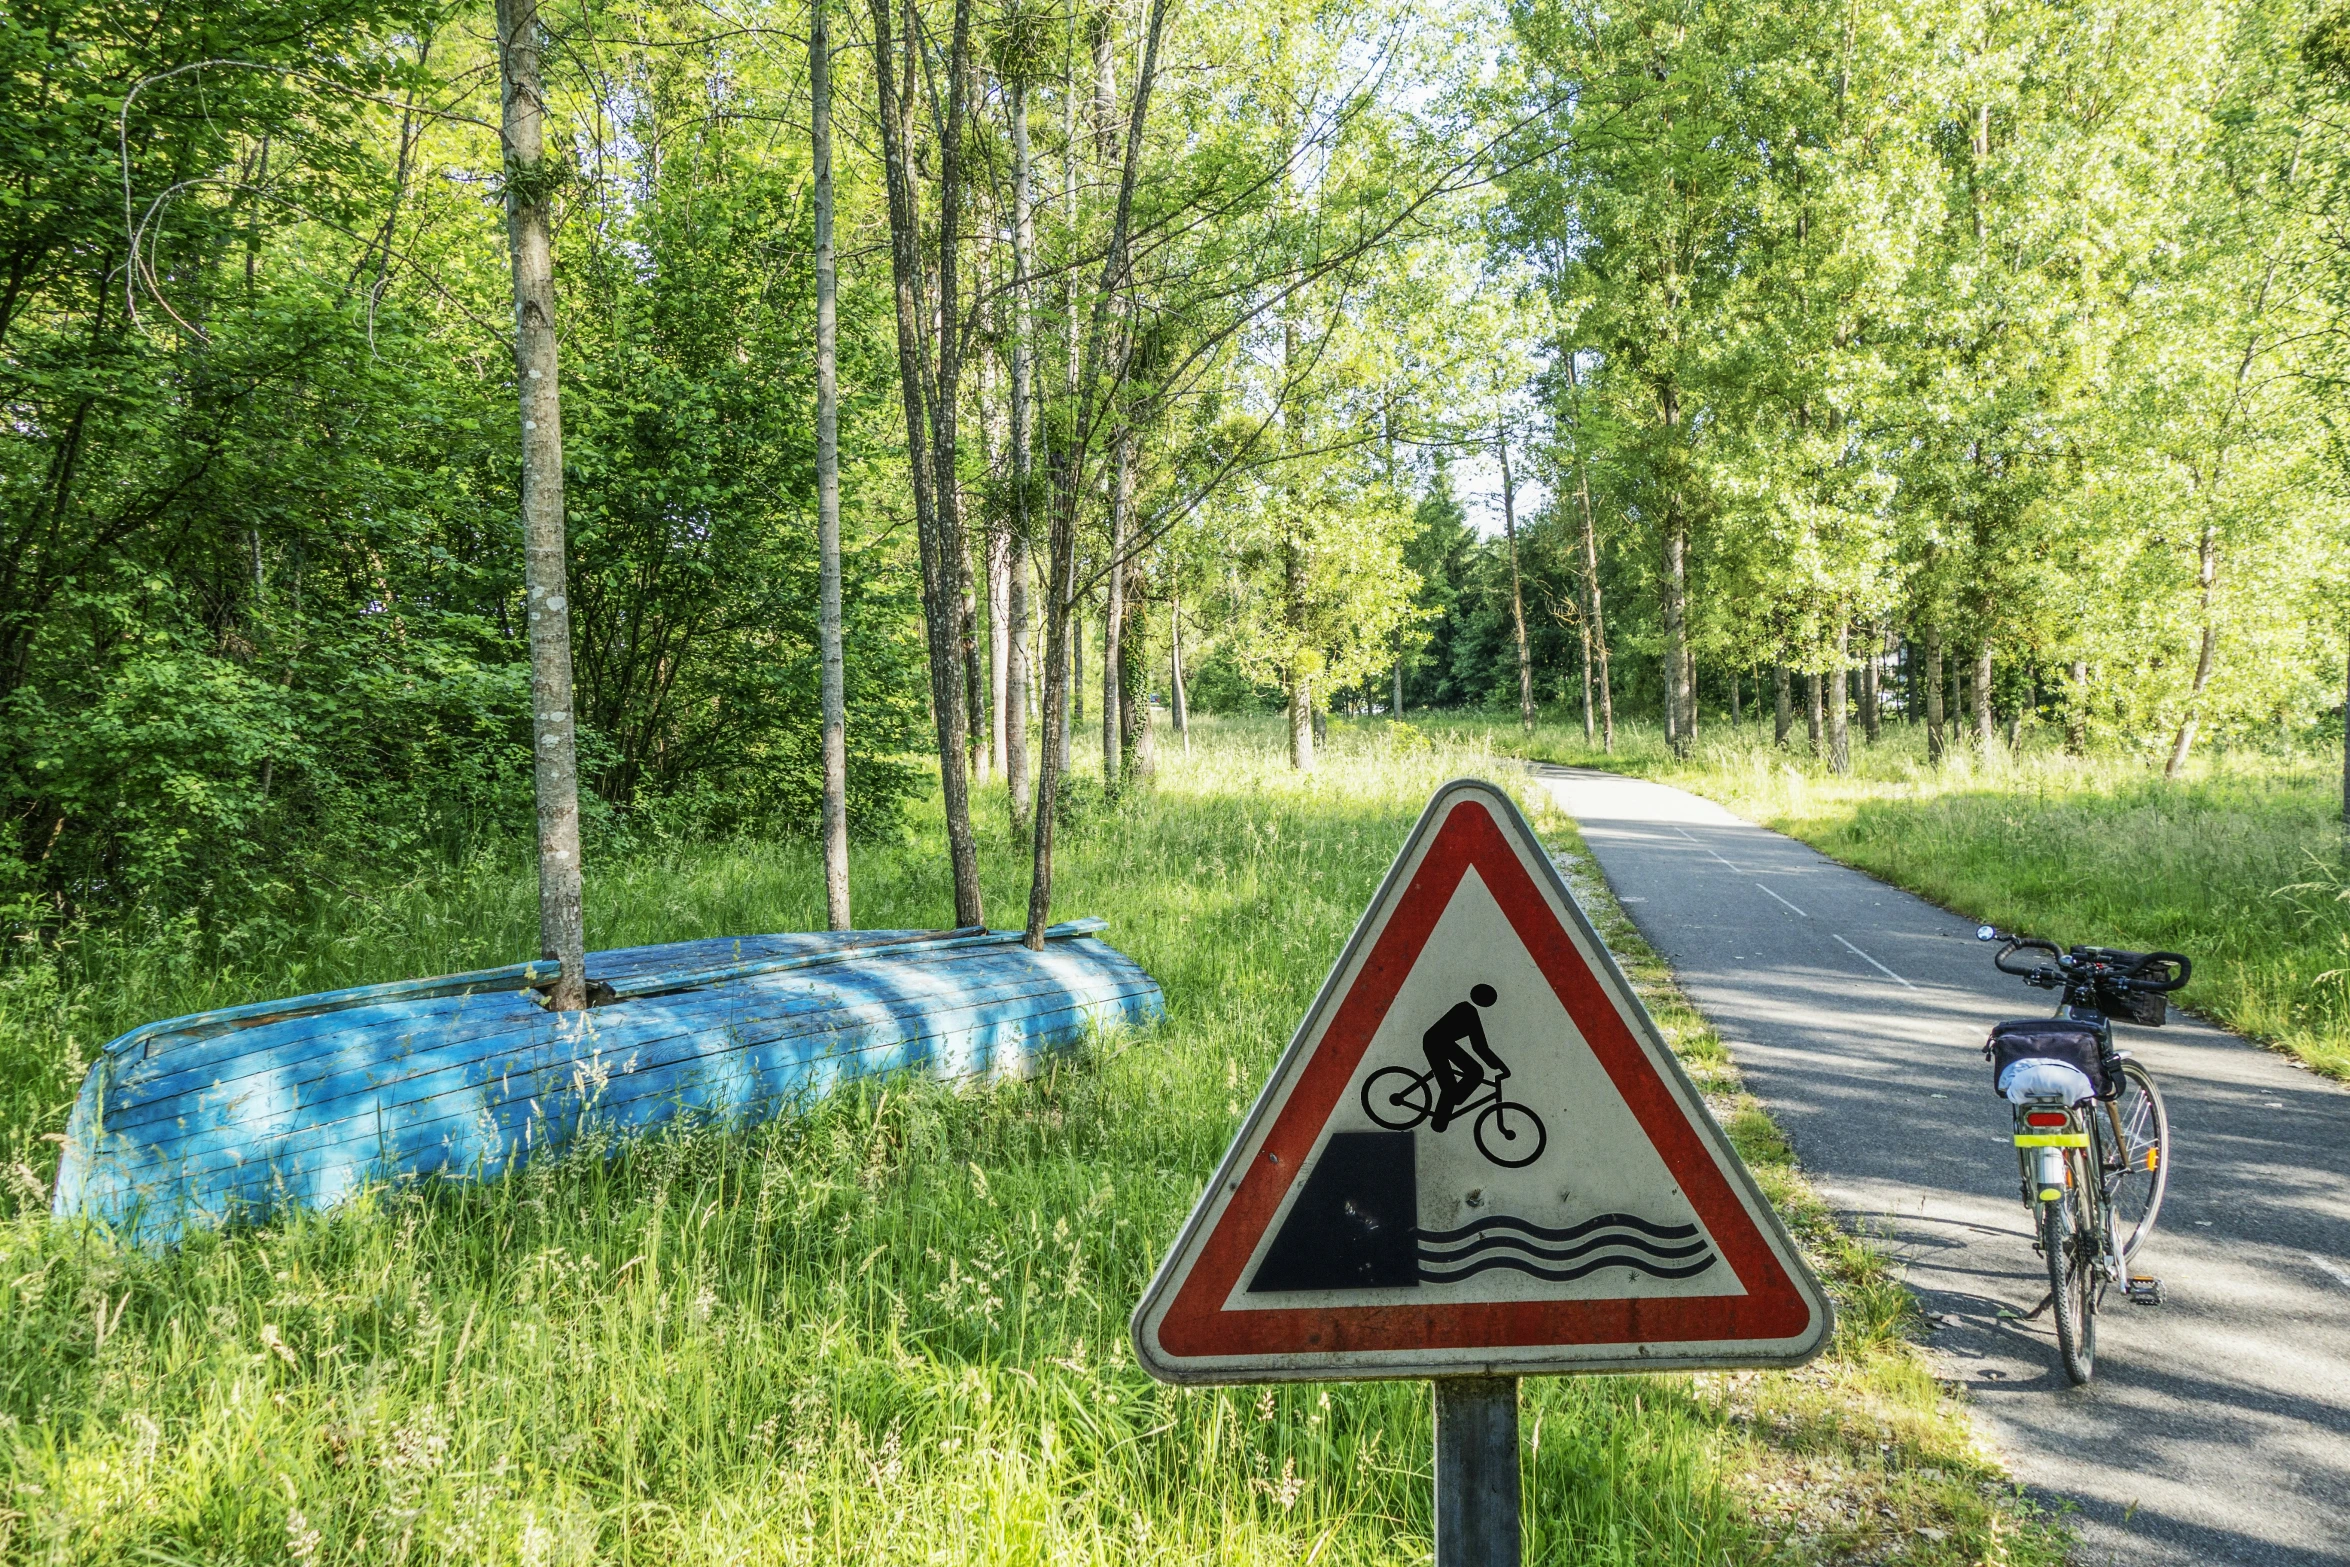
[1434,1376,1521,1566]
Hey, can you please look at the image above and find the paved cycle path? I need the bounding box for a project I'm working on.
[1536,765,2350,1567]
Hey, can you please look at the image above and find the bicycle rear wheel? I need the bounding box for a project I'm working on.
[2041,1165,2097,1385]
[1361,1066,1433,1131]
[2101,1058,2170,1263]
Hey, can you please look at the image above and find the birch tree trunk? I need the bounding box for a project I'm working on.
[1974,640,1995,753]
[984,351,1008,785]
[1102,424,1129,789]
[1170,586,1189,747]
[1027,0,1170,946]
[812,0,851,930]
[1806,670,1823,756]
[1924,623,1945,764]
[2165,527,2219,778]
[1828,621,1850,774]
[2067,659,2089,754]
[869,0,982,926]
[1563,351,1609,751]
[1859,630,1880,745]
[1580,622,1593,741]
[1004,77,1034,838]
[1500,420,1534,734]
[1773,664,1791,747]
[496,0,587,1010]
[1661,516,1691,756]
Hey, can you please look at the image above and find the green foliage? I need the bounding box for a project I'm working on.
[1480,0,2350,757]
[0,0,923,936]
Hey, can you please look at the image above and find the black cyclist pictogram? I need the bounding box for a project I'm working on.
[1359,983,1549,1168]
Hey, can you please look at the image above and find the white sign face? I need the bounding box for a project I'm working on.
[1131,779,1831,1384]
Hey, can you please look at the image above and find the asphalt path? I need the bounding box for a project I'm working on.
[1535,765,2350,1567]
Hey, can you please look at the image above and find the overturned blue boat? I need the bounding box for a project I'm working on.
[54,920,1163,1244]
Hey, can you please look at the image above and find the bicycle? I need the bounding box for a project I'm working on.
[1359,1064,1549,1168]
[1976,925,2187,1385]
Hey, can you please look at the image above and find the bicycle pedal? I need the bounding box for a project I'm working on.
[2124,1275,2164,1305]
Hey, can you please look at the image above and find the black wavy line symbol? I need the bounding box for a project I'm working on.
[1415,1211,1718,1285]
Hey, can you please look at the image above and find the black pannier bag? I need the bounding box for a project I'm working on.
[1985,1018,2116,1099]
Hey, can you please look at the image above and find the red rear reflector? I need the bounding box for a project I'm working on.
[2025,1111,2070,1128]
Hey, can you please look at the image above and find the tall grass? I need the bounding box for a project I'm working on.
[1413,708,2350,1081]
[0,719,2060,1564]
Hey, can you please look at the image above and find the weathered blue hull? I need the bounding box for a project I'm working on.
[54,920,1162,1244]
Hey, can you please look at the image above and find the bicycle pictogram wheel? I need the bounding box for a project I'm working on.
[1473,1099,1547,1168]
[1361,1065,1435,1130]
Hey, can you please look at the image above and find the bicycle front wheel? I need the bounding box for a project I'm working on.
[2102,1058,2170,1263]
[2041,1167,2098,1385]
[1473,1101,1548,1168]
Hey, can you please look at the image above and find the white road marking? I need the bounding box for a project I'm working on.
[1833,933,1916,990]
[2309,1253,2350,1293]
[1672,826,1744,872]
[1756,884,1809,918]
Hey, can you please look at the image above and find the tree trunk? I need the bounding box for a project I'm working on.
[1170,585,1189,747]
[1580,620,1594,741]
[1565,351,1613,753]
[1026,0,1171,946]
[1393,653,1405,720]
[987,527,1009,781]
[1974,640,1995,753]
[497,0,587,1010]
[1661,517,1691,756]
[2165,528,2219,779]
[1289,673,1314,771]
[1728,667,1740,727]
[2342,648,2349,828]
[1924,623,1945,764]
[962,534,985,782]
[1102,427,1130,789]
[1684,646,1698,744]
[1500,421,1534,734]
[1120,555,1148,779]
[1860,630,1880,744]
[869,0,982,927]
[1071,601,1085,734]
[1828,622,1850,774]
[1806,670,1823,757]
[2066,659,2089,754]
[812,0,851,930]
[1773,663,1791,747]
[1003,79,1035,839]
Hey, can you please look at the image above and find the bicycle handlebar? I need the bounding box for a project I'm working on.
[1988,936,2191,993]
[1993,937,2060,976]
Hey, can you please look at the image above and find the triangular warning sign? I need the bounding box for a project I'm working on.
[1132,779,1832,1383]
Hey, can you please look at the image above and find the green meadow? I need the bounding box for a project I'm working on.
[0,722,2060,1564]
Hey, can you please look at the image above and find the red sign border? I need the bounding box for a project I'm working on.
[1141,782,1826,1372]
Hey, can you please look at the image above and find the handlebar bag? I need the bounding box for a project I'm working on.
[2097,981,2166,1027]
[1985,1018,2114,1099]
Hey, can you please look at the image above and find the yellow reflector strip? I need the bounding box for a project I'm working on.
[2148,1148,2160,1170]
[2014,1134,2088,1147]
[2038,1188,2064,1202]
